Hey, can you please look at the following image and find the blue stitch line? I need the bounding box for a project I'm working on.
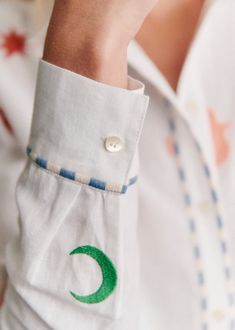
[35,157,47,169]
[193,245,201,259]
[189,219,196,232]
[190,124,235,316]
[163,97,172,110]
[26,147,138,194]
[201,297,208,310]
[211,189,218,203]
[184,193,191,206]
[221,241,227,254]
[203,164,210,178]
[194,141,202,153]
[216,215,223,228]
[167,116,208,326]
[59,168,76,181]
[173,142,180,155]
[198,272,205,286]
[178,167,186,181]
[89,178,106,190]
[121,185,128,194]
[202,322,208,330]
[168,118,176,132]
[225,267,231,280]
[129,176,138,185]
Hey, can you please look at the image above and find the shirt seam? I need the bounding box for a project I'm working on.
[26,147,138,195]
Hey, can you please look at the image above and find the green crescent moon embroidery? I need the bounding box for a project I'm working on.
[69,245,117,304]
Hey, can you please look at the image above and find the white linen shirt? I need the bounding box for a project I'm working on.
[1,1,235,329]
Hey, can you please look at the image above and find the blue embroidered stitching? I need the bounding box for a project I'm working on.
[167,115,209,330]
[26,147,137,194]
[194,139,235,326]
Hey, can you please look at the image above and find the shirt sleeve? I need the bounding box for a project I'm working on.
[1,59,149,329]
[28,60,149,192]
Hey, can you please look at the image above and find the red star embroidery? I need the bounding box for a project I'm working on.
[0,30,26,57]
[208,108,231,166]
[0,109,14,135]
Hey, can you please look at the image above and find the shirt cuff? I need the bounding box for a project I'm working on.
[28,59,149,192]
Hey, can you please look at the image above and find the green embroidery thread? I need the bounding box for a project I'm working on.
[69,245,117,304]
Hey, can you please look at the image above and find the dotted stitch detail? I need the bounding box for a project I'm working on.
[194,139,235,325]
[167,116,209,330]
[26,147,137,194]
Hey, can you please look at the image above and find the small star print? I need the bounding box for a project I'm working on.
[0,30,26,57]
[208,108,231,166]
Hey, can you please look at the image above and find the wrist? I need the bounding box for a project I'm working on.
[43,36,128,88]
[42,2,129,88]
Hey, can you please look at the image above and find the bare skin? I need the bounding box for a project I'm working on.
[136,0,205,91]
[43,0,205,90]
[43,0,159,89]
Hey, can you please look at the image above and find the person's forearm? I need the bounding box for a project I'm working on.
[43,0,159,89]
[43,1,129,88]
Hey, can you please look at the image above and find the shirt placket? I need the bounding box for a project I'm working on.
[165,97,235,330]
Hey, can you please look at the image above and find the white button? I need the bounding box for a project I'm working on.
[104,136,124,153]
[211,309,225,321]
